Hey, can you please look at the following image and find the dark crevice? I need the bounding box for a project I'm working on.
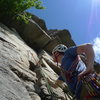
[29,61,37,71]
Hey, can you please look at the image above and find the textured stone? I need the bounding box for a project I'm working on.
[47,29,76,47]
[0,23,39,100]
[0,23,72,100]
[0,12,99,100]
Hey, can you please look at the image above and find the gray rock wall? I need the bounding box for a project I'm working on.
[0,23,72,100]
[0,23,40,100]
[6,13,76,53]
[0,12,99,100]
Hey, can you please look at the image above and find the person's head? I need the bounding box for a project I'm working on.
[52,44,67,63]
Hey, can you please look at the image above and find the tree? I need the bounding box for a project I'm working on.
[0,0,44,23]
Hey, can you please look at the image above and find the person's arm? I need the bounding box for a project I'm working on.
[47,79,64,88]
[77,43,95,79]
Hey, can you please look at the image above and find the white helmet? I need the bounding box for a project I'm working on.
[52,44,67,54]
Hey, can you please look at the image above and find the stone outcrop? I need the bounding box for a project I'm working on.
[0,23,72,100]
[0,23,39,100]
[0,12,99,100]
[22,19,51,51]
[5,13,75,53]
[47,29,75,47]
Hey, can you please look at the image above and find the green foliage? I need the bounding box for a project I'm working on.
[0,0,44,23]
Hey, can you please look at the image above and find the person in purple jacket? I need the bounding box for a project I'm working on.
[48,43,95,100]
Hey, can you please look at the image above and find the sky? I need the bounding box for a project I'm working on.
[27,0,100,63]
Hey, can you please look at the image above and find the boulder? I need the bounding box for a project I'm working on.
[47,29,76,47]
[22,19,51,51]
[44,29,76,54]
[31,14,47,31]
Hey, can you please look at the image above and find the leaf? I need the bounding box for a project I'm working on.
[0,0,44,23]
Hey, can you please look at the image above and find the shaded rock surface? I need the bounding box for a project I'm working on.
[4,13,75,53]
[47,29,75,47]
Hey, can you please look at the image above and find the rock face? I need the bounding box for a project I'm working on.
[0,23,72,100]
[0,13,99,100]
[0,23,39,100]
[47,29,76,47]
[6,13,75,53]
[22,19,51,51]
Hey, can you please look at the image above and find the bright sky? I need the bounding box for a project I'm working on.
[27,0,100,63]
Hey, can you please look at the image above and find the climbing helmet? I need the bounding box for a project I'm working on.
[52,44,67,54]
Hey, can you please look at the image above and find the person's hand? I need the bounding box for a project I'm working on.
[78,72,84,81]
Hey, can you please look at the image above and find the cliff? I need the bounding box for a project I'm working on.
[0,13,75,100]
[0,13,99,100]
